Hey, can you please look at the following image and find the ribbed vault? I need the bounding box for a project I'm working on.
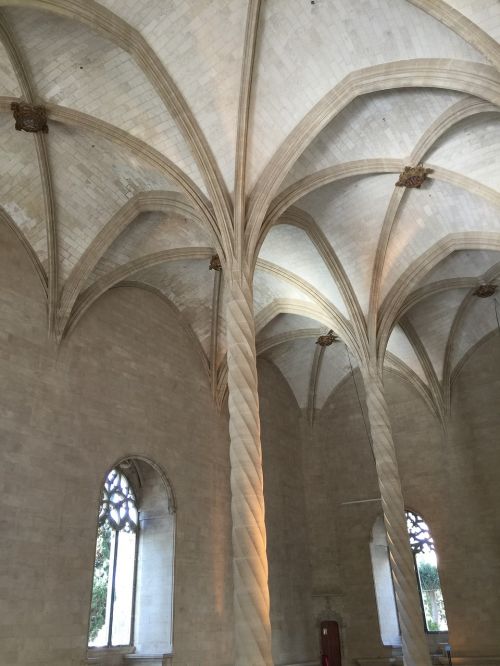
[1,0,500,424]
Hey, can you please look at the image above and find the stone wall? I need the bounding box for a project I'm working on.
[445,333,500,656]
[258,358,317,666]
[0,222,233,666]
[2,214,500,666]
[303,352,500,665]
[303,376,385,666]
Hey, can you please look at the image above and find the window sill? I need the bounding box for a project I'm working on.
[124,655,173,666]
[86,647,135,665]
[87,647,135,654]
[85,649,173,666]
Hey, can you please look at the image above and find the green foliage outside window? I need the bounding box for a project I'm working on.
[89,523,112,641]
[418,562,440,591]
[416,560,447,632]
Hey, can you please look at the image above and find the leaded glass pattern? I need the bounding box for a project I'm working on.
[99,468,138,533]
[406,510,434,555]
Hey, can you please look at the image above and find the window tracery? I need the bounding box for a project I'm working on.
[405,510,448,633]
[98,467,138,533]
[406,509,434,555]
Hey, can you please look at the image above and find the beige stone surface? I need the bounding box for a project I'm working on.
[302,360,500,662]
[226,271,273,665]
[0,223,233,665]
[1,1,500,664]
[259,358,316,665]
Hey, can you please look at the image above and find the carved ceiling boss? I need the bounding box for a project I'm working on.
[11,101,49,133]
[209,254,222,271]
[396,164,431,188]
[316,330,339,347]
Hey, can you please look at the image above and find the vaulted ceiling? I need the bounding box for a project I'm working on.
[2,0,500,422]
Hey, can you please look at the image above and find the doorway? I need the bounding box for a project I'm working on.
[320,620,341,666]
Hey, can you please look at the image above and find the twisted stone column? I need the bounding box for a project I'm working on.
[362,367,431,666]
[226,269,273,666]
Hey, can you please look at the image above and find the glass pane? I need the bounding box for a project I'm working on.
[100,468,138,533]
[89,468,139,648]
[405,510,448,632]
[111,529,136,646]
[415,550,448,632]
[89,524,114,647]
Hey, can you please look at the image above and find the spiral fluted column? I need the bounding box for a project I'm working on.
[362,367,431,666]
[226,268,273,666]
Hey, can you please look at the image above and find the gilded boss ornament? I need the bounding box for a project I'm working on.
[396,164,431,189]
[11,102,49,133]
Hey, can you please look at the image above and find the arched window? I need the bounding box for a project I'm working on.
[88,458,176,660]
[371,510,448,645]
[89,468,138,647]
[406,510,448,633]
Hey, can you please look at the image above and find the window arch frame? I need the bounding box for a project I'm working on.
[371,509,449,647]
[89,465,140,649]
[87,455,177,658]
[370,514,401,647]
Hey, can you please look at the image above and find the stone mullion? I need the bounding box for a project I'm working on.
[226,269,273,666]
[363,369,431,666]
